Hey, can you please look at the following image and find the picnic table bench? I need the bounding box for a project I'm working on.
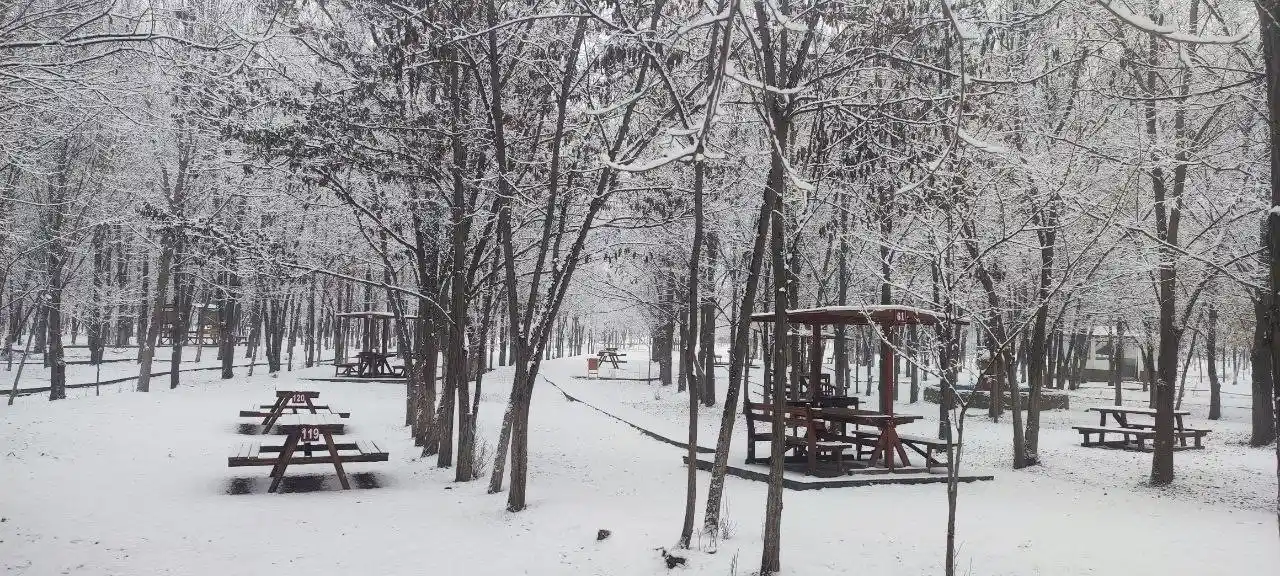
[1073,406,1208,450]
[744,402,851,476]
[227,413,388,493]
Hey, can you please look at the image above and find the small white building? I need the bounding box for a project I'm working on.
[1075,327,1148,382]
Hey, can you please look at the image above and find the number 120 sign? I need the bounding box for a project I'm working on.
[300,426,321,442]
[291,393,307,404]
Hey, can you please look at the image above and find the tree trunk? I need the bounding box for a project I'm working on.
[700,232,717,407]
[169,233,190,389]
[88,228,107,366]
[659,277,675,386]
[136,257,149,355]
[417,324,440,454]
[677,147,706,549]
[758,30,792,567]
[114,229,132,346]
[305,276,316,368]
[136,241,173,393]
[1206,307,1220,420]
[703,142,771,536]
[1251,294,1275,446]
[1112,321,1126,406]
[1256,0,1280,536]
[45,206,66,401]
[219,271,240,380]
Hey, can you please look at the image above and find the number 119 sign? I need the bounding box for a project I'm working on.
[300,426,321,443]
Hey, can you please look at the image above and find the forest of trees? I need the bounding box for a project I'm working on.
[2,0,1279,572]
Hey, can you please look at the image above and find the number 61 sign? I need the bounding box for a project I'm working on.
[300,426,321,443]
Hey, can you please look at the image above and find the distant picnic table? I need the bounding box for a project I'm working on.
[230,391,387,493]
[1074,406,1208,450]
[597,348,626,369]
[335,351,401,378]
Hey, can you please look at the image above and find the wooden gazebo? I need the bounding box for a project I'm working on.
[334,311,406,378]
[750,305,966,470]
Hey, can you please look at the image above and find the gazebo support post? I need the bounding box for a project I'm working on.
[381,317,389,355]
[809,324,822,399]
[879,323,898,469]
[879,326,894,414]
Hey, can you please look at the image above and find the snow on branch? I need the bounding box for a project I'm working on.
[585,82,656,116]
[724,64,804,95]
[675,6,732,37]
[957,129,1028,166]
[1095,0,1252,45]
[598,145,696,173]
[957,129,1010,155]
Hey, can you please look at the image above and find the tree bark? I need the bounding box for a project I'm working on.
[219,271,240,380]
[136,241,173,393]
[1252,293,1275,446]
[700,232,717,407]
[1206,306,1220,420]
[1112,321,1126,406]
[703,143,771,536]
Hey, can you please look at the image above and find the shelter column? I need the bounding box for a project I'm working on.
[879,323,895,415]
[809,324,823,398]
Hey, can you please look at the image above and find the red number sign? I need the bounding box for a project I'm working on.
[300,426,321,443]
[291,393,306,404]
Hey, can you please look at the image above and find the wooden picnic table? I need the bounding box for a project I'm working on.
[1088,406,1189,429]
[250,390,323,433]
[240,390,350,433]
[812,407,927,470]
[228,413,388,493]
[744,402,946,473]
[357,351,396,377]
[596,348,626,369]
[1076,406,1207,450]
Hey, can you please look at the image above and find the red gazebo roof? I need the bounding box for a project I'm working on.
[750,305,966,326]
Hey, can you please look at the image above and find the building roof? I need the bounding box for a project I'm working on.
[750,305,967,326]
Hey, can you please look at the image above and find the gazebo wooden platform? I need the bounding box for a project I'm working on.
[685,454,993,489]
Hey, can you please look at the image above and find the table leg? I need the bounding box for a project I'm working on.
[1175,414,1186,447]
[879,424,910,471]
[261,395,287,427]
[894,439,912,468]
[872,425,891,471]
[303,396,319,415]
[1099,411,1106,426]
[268,433,300,493]
[261,397,289,434]
[322,431,351,490]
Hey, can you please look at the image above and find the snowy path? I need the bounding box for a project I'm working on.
[1,355,1276,575]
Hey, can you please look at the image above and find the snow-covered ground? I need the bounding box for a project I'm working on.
[1,346,1276,575]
